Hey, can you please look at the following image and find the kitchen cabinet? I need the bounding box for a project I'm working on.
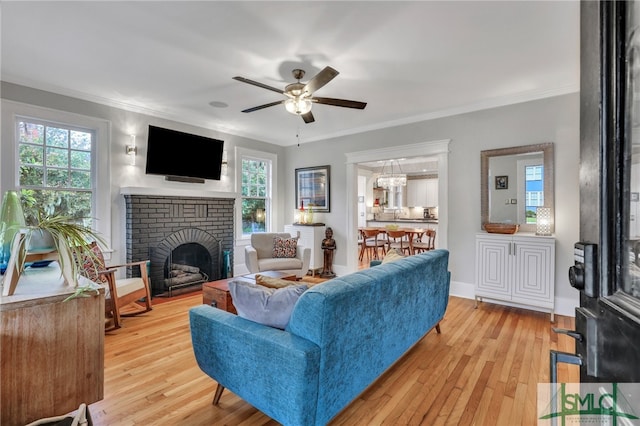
[425,179,438,207]
[475,232,555,321]
[407,178,438,207]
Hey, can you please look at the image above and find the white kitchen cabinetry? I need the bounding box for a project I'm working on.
[475,232,555,321]
[407,178,438,207]
[284,224,325,275]
[407,179,426,207]
[425,179,438,207]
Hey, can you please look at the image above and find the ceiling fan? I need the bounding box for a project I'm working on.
[233,66,367,123]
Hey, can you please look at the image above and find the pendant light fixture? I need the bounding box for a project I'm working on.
[376,159,407,189]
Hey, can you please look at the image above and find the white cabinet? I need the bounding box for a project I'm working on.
[475,232,555,321]
[407,179,425,207]
[284,224,325,274]
[425,179,438,207]
[407,178,438,207]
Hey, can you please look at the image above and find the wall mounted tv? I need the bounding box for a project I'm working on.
[145,125,224,183]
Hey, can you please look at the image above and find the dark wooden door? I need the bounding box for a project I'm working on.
[575,0,640,382]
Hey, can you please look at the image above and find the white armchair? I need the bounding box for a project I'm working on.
[245,232,311,279]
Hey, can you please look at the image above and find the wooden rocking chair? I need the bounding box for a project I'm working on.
[79,242,152,330]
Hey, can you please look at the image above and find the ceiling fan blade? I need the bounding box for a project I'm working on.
[303,66,339,95]
[233,76,285,95]
[301,111,315,123]
[313,97,367,109]
[241,100,284,113]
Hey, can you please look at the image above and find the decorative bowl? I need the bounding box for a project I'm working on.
[483,223,520,234]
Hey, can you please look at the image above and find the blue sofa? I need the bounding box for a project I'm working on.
[189,249,450,426]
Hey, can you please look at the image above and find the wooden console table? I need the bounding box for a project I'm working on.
[0,266,105,425]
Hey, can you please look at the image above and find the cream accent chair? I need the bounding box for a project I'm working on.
[245,232,311,279]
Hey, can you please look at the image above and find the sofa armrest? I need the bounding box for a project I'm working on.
[189,305,321,425]
[245,245,259,273]
[370,260,382,267]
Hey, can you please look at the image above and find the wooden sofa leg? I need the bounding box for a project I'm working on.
[435,323,441,334]
[212,384,225,405]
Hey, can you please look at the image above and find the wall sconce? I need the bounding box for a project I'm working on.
[221,150,228,176]
[125,134,137,166]
[536,207,552,236]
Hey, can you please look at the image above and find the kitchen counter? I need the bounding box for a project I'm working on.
[368,219,438,225]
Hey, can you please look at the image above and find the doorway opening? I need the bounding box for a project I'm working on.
[345,139,450,272]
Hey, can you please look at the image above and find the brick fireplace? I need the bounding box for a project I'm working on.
[124,194,234,296]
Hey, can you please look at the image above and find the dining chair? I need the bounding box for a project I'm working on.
[361,228,387,260]
[412,229,436,254]
[386,229,411,255]
[358,228,365,261]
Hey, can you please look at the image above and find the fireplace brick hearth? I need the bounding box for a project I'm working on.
[124,194,234,296]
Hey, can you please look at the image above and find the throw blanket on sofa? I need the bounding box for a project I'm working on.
[190,249,450,426]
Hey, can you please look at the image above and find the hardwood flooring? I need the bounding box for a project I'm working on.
[90,280,578,425]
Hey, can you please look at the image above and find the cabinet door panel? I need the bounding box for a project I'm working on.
[426,179,438,207]
[512,241,554,306]
[476,239,511,297]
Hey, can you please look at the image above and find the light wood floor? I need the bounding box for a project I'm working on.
[89,275,578,426]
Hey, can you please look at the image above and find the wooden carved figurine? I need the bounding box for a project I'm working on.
[321,227,336,278]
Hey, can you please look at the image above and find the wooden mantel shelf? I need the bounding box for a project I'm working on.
[120,186,239,199]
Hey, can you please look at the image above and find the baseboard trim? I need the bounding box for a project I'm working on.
[449,280,577,318]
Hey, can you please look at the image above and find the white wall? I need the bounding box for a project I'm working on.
[0,82,580,315]
[284,93,580,316]
[0,82,285,271]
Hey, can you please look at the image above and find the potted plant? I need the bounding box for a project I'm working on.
[15,204,106,294]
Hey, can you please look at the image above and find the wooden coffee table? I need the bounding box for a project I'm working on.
[202,271,297,314]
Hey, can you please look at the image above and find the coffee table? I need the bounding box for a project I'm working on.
[202,271,297,313]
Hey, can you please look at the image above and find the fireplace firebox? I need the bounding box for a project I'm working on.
[124,194,234,296]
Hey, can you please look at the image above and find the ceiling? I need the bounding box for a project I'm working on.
[1,1,580,147]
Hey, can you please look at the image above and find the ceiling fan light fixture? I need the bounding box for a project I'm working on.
[284,96,312,115]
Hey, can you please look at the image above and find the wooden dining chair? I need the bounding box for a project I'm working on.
[412,229,436,254]
[361,228,387,260]
[386,229,411,255]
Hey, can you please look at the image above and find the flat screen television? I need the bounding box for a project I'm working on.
[145,125,224,182]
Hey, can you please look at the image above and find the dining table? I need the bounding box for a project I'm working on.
[359,226,431,256]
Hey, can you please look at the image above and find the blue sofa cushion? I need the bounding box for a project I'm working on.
[229,280,307,329]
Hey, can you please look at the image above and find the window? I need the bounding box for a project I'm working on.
[17,118,94,226]
[2,101,111,247]
[237,148,275,237]
[524,164,544,224]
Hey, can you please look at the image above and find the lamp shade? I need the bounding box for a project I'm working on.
[285,97,312,115]
[536,207,552,236]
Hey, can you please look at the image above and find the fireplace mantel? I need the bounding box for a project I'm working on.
[120,186,238,199]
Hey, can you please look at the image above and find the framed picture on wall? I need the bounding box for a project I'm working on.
[495,175,508,190]
[295,165,330,212]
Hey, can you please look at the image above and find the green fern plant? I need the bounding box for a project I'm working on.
[16,210,106,287]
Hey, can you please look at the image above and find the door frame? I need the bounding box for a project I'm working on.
[345,139,450,272]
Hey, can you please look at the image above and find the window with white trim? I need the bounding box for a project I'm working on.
[237,148,275,237]
[2,101,111,247]
[17,118,95,226]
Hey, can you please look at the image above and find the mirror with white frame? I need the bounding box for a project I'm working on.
[480,142,554,233]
